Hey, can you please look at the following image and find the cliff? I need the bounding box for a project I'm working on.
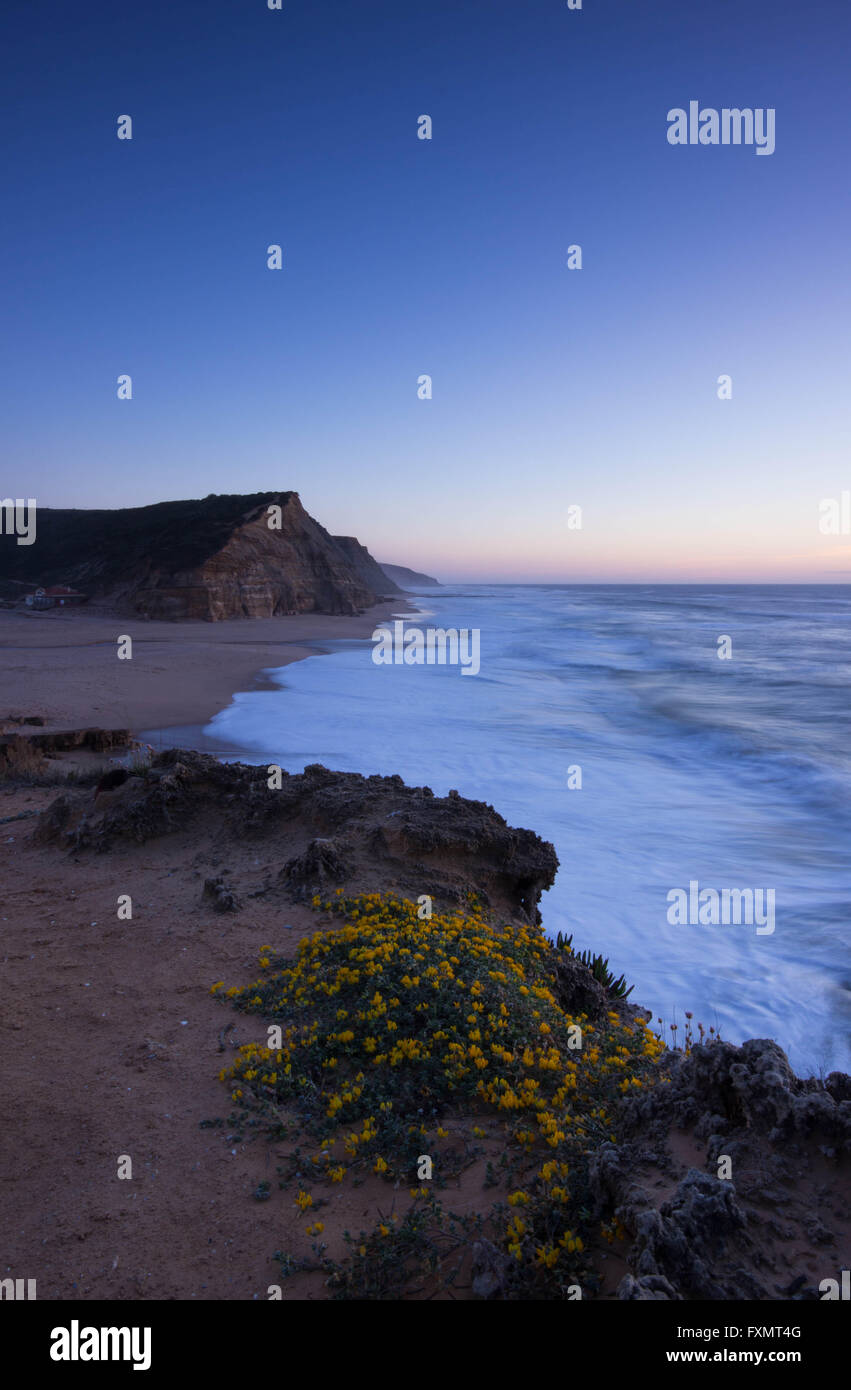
[332,537,401,597]
[379,562,440,587]
[0,492,388,621]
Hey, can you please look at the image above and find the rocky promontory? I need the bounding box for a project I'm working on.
[34,750,559,924]
[0,492,397,620]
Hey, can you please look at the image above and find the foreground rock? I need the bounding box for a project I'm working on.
[34,749,559,923]
[592,1038,851,1300]
[0,726,137,778]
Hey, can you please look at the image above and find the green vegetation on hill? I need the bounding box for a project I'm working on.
[0,492,296,588]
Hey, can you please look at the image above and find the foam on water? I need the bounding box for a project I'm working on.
[205,584,851,1075]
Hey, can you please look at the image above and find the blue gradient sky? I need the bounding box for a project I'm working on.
[3,0,850,581]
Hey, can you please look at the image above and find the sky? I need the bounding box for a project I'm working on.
[2,0,850,583]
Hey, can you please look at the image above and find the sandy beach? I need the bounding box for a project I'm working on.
[0,601,407,736]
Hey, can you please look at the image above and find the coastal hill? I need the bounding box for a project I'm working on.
[379,562,440,587]
[0,492,400,621]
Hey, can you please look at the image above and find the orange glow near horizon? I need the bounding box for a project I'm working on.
[385,538,851,587]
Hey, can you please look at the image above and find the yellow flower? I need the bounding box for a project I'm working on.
[535,1245,559,1270]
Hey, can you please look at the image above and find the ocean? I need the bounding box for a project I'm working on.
[201,584,851,1077]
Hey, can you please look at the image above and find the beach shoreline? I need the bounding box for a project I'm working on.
[0,600,409,737]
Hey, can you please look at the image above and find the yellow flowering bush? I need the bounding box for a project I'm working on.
[215,892,665,1298]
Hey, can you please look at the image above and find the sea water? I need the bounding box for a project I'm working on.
[205,584,851,1076]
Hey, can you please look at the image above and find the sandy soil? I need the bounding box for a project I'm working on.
[0,781,521,1301]
[0,601,408,735]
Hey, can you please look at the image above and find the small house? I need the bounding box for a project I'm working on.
[25,585,86,609]
[44,585,86,606]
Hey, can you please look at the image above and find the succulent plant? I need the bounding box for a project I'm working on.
[555,932,634,999]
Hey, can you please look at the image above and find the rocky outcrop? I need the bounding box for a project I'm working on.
[33,750,560,923]
[590,1039,851,1300]
[0,726,134,778]
[0,492,392,621]
[2,726,131,757]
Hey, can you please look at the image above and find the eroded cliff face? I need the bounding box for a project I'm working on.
[134,498,380,620]
[0,492,387,620]
[332,537,401,598]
